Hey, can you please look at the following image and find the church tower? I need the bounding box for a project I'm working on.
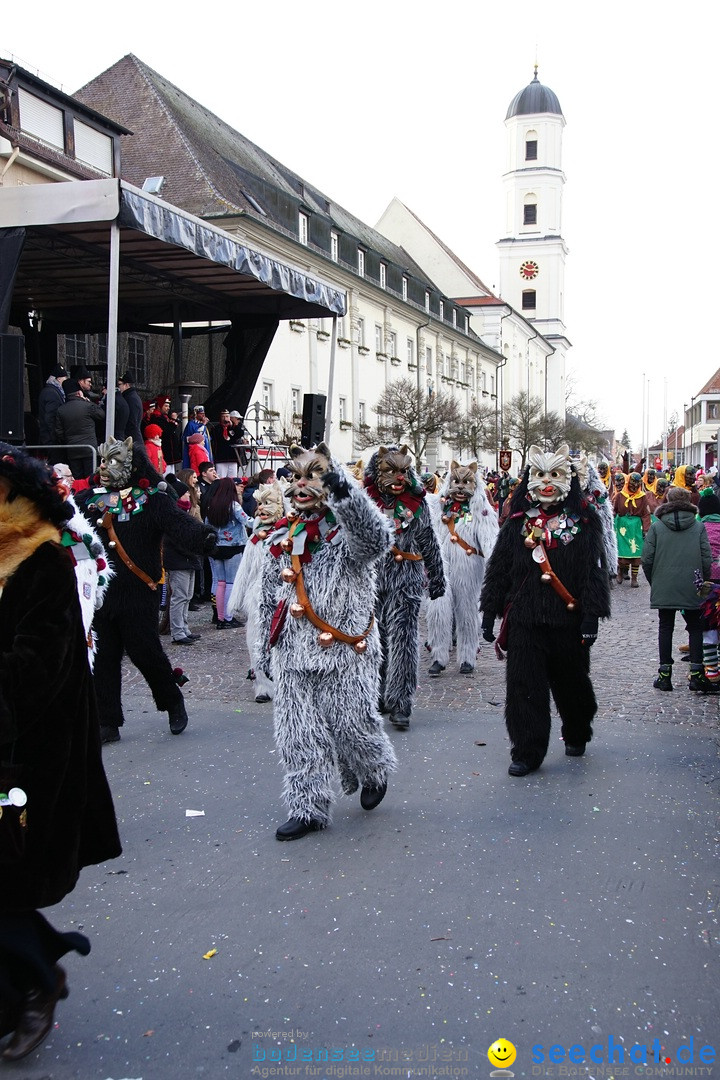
[497,67,570,387]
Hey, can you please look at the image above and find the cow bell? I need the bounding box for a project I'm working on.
[280,537,293,553]
[256,529,268,540]
[354,639,368,654]
[541,572,552,583]
[441,514,450,524]
[318,631,334,648]
[289,602,305,619]
[566,602,576,611]
[281,567,297,584]
[394,553,404,562]
[450,534,459,544]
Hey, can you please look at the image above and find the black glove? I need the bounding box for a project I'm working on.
[321,469,352,501]
[481,614,496,643]
[580,616,599,647]
[202,526,219,556]
[428,582,445,601]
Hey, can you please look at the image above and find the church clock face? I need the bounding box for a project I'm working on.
[520,260,539,280]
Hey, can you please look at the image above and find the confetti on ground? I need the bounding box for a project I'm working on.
[186,809,205,817]
[203,949,218,959]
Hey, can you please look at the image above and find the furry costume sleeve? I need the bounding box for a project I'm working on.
[415,502,446,597]
[325,480,394,565]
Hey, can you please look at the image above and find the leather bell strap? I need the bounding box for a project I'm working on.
[290,555,373,646]
[446,518,480,556]
[390,546,423,561]
[102,512,160,591]
[531,540,577,610]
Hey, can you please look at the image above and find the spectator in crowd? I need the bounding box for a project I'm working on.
[163,474,203,647]
[182,405,212,468]
[228,411,249,468]
[69,366,99,402]
[100,384,130,441]
[154,396,182,473]
[204,477,250,629]
[37,365,68,452]
[117,372,144,444]
[140,399,156,437]
[211,409,240,478]
[0,444,121,1061]
[643,485,712,692]
[144,424,166,475]
[177,469,204,615]
[187,431,210,475]
[54,379,106,480]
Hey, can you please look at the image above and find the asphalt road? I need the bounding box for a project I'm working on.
[12,576,720,1080]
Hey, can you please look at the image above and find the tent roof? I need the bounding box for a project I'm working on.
[0,178,346,333]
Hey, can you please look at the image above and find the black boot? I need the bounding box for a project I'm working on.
[428,661,445,677]
[168,698,188,734]
[653,664,673,691]
[100,724,121,744]
[275,817,325,841]
[390,712,410,730]
[459,661,474,675]
[360,781,387,810]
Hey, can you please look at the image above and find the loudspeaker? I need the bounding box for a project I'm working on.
[0,334,25,443]
[301,393,326,448]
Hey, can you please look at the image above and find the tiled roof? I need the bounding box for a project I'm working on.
[388,200,495,295]
[697,367,720,395]
[75,55,431,281]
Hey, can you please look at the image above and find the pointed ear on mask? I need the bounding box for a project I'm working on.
[289,444,305,460]
[468,462,478,474]
[315,441,331,459]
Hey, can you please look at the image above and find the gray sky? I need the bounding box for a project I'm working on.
[5,0,717,450]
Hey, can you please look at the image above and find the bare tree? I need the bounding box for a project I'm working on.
[565,371,604,427]
[354,377,462,464]
[502,391,564,468]
[446,399,498,460]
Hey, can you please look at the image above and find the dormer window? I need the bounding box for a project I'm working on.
[357,249,365,278]
[379,262,387,288]
[298,211,309,245]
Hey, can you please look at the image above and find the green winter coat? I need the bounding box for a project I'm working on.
[641,507,711,610]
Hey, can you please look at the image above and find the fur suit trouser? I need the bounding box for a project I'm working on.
[426,577,482,668]
[377,587,422,717]
[504,622,598,769]
[247,610,274,701]
[272,665,397,826]
[93,606,183,728]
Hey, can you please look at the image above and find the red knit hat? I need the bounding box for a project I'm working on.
[144,424,163,440]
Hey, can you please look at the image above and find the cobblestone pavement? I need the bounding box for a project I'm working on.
[123,573,720,727]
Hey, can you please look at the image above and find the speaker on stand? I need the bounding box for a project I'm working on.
[301,393,326,448]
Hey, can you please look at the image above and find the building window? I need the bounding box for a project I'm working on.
[465,314,470,332]
[437,353,445,377]
[262,381,274,412]
[439,300,444,322]
[64,334,89,365]
[298,211,309,245]
[524,202,537,225]
[74,118,113,174]
[127,334,148,387]
[525,139,538,160]
[357,249,365,277]
[97,333,108,366]
[402,276,408,301]
[355,316,365,347]
[425,346,433,374]
[379,262,386,289]
[522,291,537,311]
[291,387,301,414]
[460,361,466,383]
[339,396,347,422]
[425,290,430,312]
[388,331,397,357]
[708,402,719,420]
[330,231,339,262]
[375,324,384,353]
[490,376,495,395]
[358,401,366,426]
[481,370,487,392]
[18,88,64,150]
[407,338,414,365]
[452,308,457,327]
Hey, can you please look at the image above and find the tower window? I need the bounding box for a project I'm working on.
[522,291,536,311]
[524,203,537,225]
[525,139,538,160]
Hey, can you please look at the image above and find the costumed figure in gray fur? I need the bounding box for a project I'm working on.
[363,447,445,730]
[79,437,217,744]
[227,481,286,703]
[573,456,618,582]
[425,460,499,676]
[259,443,397,842]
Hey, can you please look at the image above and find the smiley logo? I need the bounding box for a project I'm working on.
[488,1039,517,1069]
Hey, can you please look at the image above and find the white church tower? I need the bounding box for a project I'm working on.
[497,67,570,412]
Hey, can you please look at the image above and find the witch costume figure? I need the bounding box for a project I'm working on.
[259,443,397,841]
[480,444,611,777]
[363,446,445,729]
[0,445,121,1061]
[425,460,499,677]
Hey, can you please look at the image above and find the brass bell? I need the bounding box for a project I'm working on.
[257,529,268,540]
[450,534,459,544]
[318,631,334,648]
[465,547,474,556]
[394,553,404,562]
[354,639,368,654]
[289,602,305,618]
[441,515,450,524]
[280,537,293,552]
[281,567,297,583]
[566,602,576,611]
[541,572,552,583]
[108,540,116,548]
[524,536,536,548]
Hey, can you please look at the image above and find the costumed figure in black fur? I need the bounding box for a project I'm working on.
[363,447,445,729]
[80,437,217,744]
[480,444,611,777]
[259,443,397,841]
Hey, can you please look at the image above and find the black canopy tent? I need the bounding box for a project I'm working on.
[0,178,345,438]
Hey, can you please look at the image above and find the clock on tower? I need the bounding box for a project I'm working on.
[520,260,539,280]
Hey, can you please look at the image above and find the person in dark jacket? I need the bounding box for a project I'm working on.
[163,476,203,644]
[117,371,144,445]
[54,379,106,480]
[642,486,712,692]
[0,445,121,1061]
[36,365,68,451]
[100,386,130,441]
[153,396,182,473]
